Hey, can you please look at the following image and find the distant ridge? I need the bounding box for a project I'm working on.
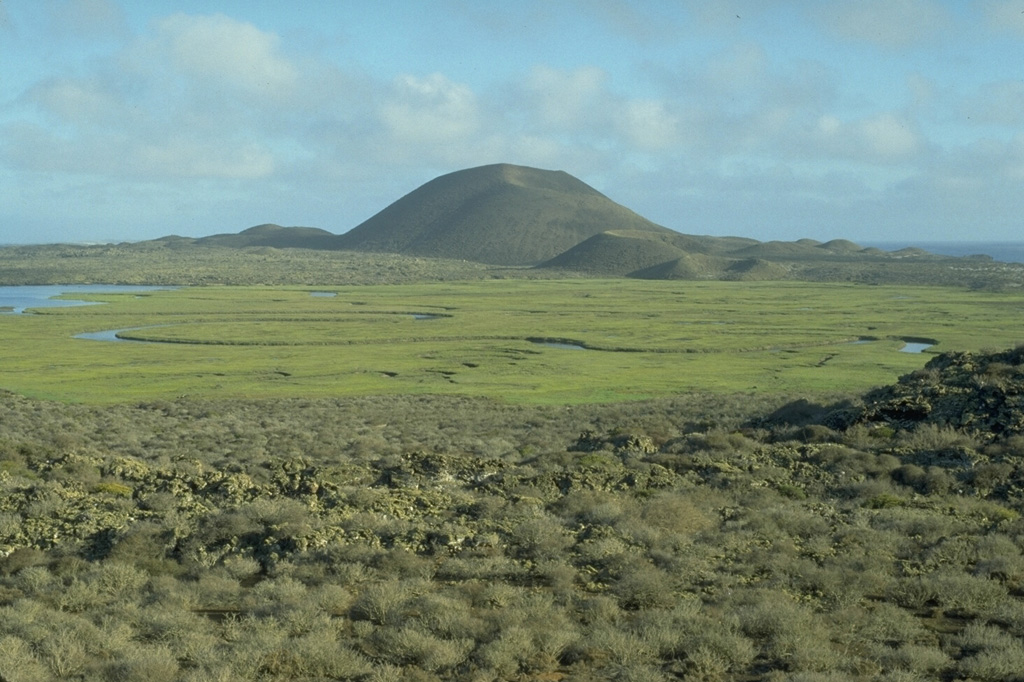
[126,163,1020,285]
[334,163,673,265]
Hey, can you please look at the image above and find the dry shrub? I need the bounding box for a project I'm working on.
[898,423,977,453]
[640,492,712,536]
[682,626,756,680]
[0,635,49,682]
[955,622,1024,681]
[474,625,533,677]
[261,630,372,679]
[877,643,950,675]
[507,515,573,561]
[107,644,179,682]
[373,626,473,672]
[350,581,415,626]
[929,570,1007,617]
[613,564,676,610]
[39,626,89,679]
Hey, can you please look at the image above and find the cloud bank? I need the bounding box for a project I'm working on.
[1,1,1023,243]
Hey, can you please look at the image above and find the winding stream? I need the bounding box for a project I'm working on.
[75,327,152,342]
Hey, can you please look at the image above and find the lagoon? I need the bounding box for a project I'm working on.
[0,285,170,314]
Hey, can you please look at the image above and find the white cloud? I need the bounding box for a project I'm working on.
[703,43,769,95]
[2,12,323,184]
[132,138,274,179]
[813,112,923,162]
[28,77,127,126]
[817,0,952,47]
[149,13,299,98]
[962,80,1024,126]
[615,99,679,150]
[381,73,480,146]
[937,134,1024,182]
[523,65,608,131]
[378,73,485,164]
[880,136,1024,237]
[858,113,922,158]
[0,119,275,181]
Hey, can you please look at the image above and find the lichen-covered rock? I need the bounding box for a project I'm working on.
[854,347,1024,440]
[570,431,657,456]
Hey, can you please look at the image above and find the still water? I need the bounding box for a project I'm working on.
[0,285,170,314]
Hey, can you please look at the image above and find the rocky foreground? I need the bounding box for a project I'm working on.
[0,350,1023,680]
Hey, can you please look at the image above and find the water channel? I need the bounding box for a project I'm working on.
[0,287,940,355]
[900,341,935,353]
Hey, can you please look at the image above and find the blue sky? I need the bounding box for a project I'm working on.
[2,0,1024,245]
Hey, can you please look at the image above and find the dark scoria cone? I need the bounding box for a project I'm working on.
[855,346,1024,440]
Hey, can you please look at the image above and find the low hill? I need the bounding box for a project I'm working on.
[731,240,840,260]
[629,252,730,280]
[655,232,760,255]
[724,257,792,280]
[334,163,674,266]
[537,229,775,277]
[195,224,337,250]
[737,238,872,260]
[538,230,689,276]
[818,238,862,253]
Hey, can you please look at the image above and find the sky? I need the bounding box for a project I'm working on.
[2,0,1024,245]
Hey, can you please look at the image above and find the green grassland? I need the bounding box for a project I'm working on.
[3,279,1022,404]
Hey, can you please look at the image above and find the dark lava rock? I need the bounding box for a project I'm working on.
[855,346,1024,440]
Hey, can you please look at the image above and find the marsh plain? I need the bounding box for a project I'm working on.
[2,279,1022,404]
